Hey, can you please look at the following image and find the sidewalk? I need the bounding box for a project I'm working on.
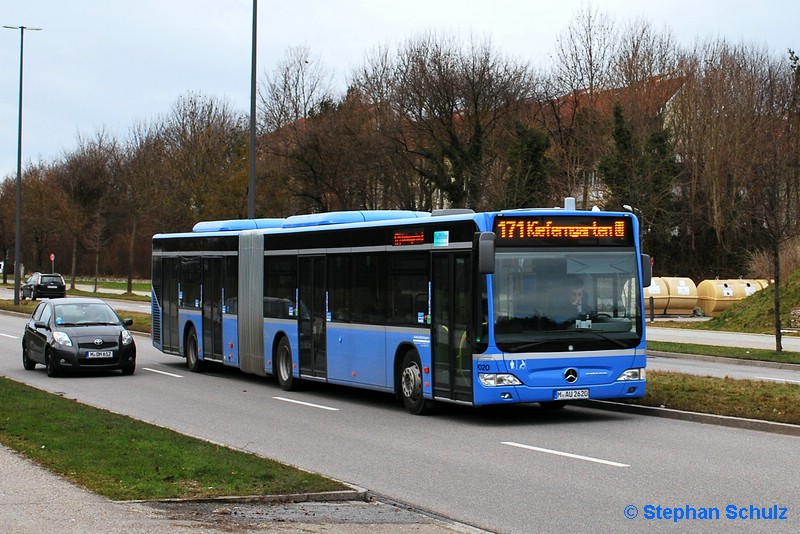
[72,283,150,298]
[0,445,477,534]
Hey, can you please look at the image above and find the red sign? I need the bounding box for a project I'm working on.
[49,253,55,261]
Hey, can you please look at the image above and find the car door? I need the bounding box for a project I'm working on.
[25,302,49,363]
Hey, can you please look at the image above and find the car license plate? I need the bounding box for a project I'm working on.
[47,285,58,289]
[86,351,113,359]
[555,389,589,400]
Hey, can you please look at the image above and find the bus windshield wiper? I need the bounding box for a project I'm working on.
[508,339,554,352]
[573,329,631,349]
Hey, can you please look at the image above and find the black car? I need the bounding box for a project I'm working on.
[21,272,67,300]
[22,297,136,376]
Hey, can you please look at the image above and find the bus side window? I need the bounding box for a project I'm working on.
[328,255,350,322]
[351,253,386,325]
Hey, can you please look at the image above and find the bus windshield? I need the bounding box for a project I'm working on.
[492,249,642,352]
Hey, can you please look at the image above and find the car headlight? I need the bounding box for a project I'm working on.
[617,368,646,381]
[479,373,523,387]
[121,329,133,346]
[52,331,72,347]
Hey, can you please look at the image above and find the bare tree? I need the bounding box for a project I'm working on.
[540,7,617,207]
[20,161,63,275]
[113,121,166,292]
[0,178,15,282]
[51,131,117,288]
[553,6,616,99]
[258,46,334,133]
[352,45,439,210]
[746,51,800,350]
[669,41,777,277]
[159,92,249,228]
[385,32,534,209]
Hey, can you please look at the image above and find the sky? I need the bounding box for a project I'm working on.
[2,1,798,179]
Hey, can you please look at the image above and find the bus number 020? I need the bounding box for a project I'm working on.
[477,363,491,371]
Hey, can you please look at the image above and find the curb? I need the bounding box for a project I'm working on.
[579,399,800,437]
[124,486,370,505]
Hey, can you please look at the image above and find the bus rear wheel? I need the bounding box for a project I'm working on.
[186,328,204,373]
[400,349,429,415]
[276,337,296,391]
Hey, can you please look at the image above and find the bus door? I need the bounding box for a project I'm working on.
[202,257,223,362]
[431,252,472,402]
[161,257,180,353]
[298,256,327,379]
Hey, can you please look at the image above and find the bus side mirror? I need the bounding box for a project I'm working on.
[476,232,495,274]
[641,254,652,288]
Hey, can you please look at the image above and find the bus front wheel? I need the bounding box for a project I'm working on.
[276,337,296,391]
[400,349,429,415]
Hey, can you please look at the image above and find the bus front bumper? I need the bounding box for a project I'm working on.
[473,379,646,406]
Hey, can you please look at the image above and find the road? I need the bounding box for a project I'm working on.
[0,311,798,533]
[647,322,800,351]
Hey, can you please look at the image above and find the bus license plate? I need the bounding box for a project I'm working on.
[555,389,589,400]
[86,351,112,359]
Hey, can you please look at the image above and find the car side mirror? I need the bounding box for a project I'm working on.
[34,321,48,330]
[123,318,133,327]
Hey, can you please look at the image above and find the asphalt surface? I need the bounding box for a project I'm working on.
[4,355,799,532]
[2,290,799,532]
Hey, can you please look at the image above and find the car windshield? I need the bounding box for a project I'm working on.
[492,249,643,352]
[54,303,120,326]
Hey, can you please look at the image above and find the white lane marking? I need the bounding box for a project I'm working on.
[274,396,339,411]
[143,367,184,378]
[0,332,18,339]
[501,441,630,468]
[756,376,800,384]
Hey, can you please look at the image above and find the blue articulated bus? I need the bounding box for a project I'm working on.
[151,198,651,414]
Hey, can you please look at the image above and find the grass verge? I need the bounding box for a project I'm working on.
[0,377,347,501]
[647,340,800,365]
[632,370,800,425]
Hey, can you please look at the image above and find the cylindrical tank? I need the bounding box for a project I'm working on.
[662,277,698,316]
[643,277,669,315]
[697,279,763,317]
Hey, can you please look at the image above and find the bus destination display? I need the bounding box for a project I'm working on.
[393,230,425,246]
[493,217,633,246]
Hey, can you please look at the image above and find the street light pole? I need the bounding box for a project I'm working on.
[3,24,41,305]
[248,0,257,218]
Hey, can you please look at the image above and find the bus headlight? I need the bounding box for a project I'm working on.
[617,368,646,381]
[479,373,522,387]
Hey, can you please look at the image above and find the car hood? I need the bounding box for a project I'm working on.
[59,325,124,341]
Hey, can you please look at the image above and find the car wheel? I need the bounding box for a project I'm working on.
[22,341,36,371]
[31,290,38,301]
[276,337,296,391]
[45,352,60,378]
[400,349,430,415]
[185,327,204,372]
[19,291,25,301]
[121,361,136,376]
